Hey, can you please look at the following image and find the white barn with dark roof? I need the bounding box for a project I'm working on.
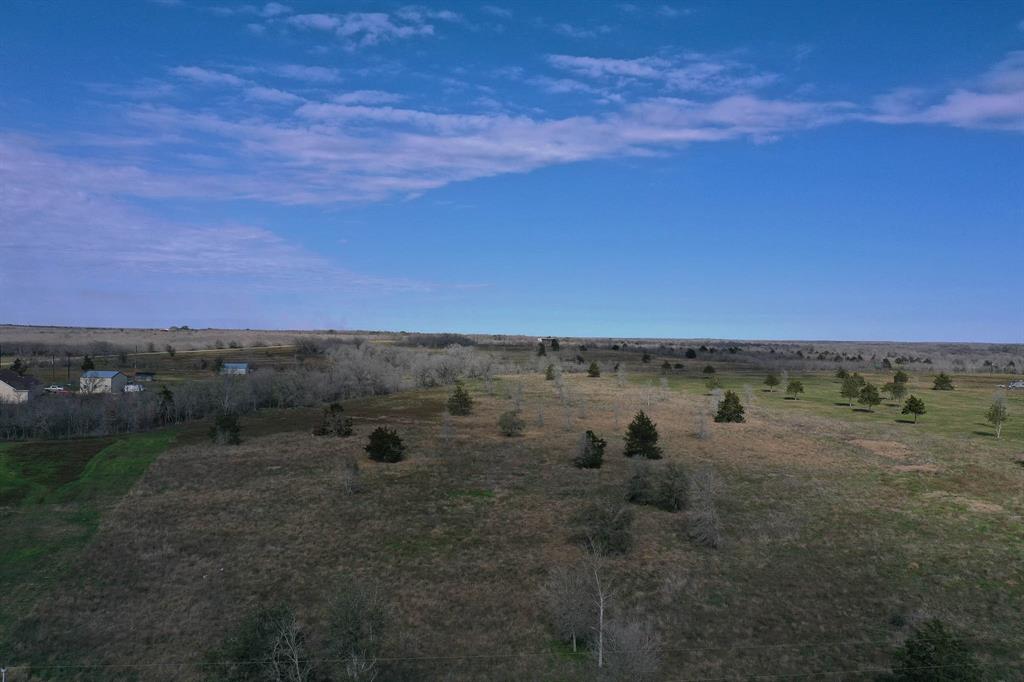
[80,370,127,394]
[0,370,42,403]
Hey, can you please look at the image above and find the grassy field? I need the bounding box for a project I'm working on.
[1,364,1021,680]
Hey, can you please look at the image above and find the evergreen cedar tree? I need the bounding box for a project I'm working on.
[313,402,353,437]
[587,362,601,377]
[704,376,722,390]
[536,342,546,357]
[835,368,849,379]
[447,383,473,415]
[550,338,560,351]
[685,348,697,359]
[893,370,910,384]
[661,360,672,372]
[626,462,688,512]
[545,364,556,380]
[785,379,804,398]
[641,352,651,363]
[209,413,241,445]
[9,358,25,375]
[81,355,95,371]
[623,411,662,459]
[764,373,780,391]
[932,373,955,390]
[365,426,405,462]
[884,381,907,402]
[858,383,881,411]
[573,430,606,469]
[714,391,745,423]
[703,365,716,374]
[901,395,926,422]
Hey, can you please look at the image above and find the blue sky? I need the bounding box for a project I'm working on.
[2,1,1022,341]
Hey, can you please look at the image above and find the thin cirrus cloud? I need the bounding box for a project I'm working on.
[283,9,460,48]
[546,54,778,94]
[866,51,1024,131]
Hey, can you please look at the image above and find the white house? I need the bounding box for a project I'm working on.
[80,370,127,394]
[220,362,250,375]
[0,370,42,403]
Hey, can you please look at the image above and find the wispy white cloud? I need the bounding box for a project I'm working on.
[333,90,406,105]
[481,5,512,18]
[245,85,304,104]
[271,64,341,83]
[547,53,777,94]
[169,65,245,86]
[284,9,455,48]
[867,51,1024,131]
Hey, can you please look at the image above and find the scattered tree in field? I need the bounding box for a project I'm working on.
[623,411,662,459]
[641,352,651,364]
[204,605,313,682]
[541,563,591,653]
[537,342,547,357]
[785,379,804,399]
[339,455,363,494]
[933,373,955,390]
[313,402,353,437]
[696,411,711,440]
[365,427,405,462]
[985,395,1008,439]
[764,373,780,392]
[882,619,979,681]
[81,355,95,371]
[714,391,745,423]
[573,502,634,555]
[587,361,601,378]
[840,375,862,406]
[901,395,926,423]
[551,338,560,351]
[574,430,606,469]
[858,383,882,411]
[661,360,672,373]
[704,375,722,391]
[165,344,176,358]
[702,364,715,374]
[883,381,907,404]
[447,382,473,415]
[602,618,660,681]
[893,369,910,385]
[498,410,525,437]
[9,358,25,375]
[212,356,224,374]
[835,367,849,379]
[545,364,556,380]
[685,348,697,359]
[209,413,241,445]
[688,467,722,548]
[626,461,688,512]
[325,582,387,682]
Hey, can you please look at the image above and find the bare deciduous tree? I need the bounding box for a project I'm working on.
[542,563,592,653]
[688,467,722,548]
[602,618,660,681]
[696,411,711,440]
[340,455,363,494]
[269,613,315,682]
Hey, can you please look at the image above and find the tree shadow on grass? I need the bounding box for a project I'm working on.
[852,408,875,413]
[833,402,853,407]
[895,419,918,424]
[971,430,995,437]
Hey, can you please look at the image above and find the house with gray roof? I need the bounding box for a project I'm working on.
[80,370,127,394]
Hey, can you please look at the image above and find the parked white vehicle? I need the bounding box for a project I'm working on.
[123,383,145,393]
[43,385,65,393]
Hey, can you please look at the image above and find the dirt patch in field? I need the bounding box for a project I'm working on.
[923,491,1005,513]
[850,439,912,460]
[893,464,941,473]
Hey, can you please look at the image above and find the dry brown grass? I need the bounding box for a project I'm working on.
[10,372,1024,680]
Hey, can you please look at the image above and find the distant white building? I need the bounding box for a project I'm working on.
[0,370,42,403]
[80,370,127,394]
[220,362,250,375]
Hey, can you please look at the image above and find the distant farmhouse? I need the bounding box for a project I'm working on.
[0,370,42,403]
[220,362,250,376]
[80,370,127,394]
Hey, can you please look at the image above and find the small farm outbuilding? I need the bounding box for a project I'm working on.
[0,370,42,403]
[134,372,156,382]
[80,370,127,394]
[220,362,250,375]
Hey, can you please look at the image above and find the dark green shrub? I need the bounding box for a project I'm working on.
[587,362,601,378]
[764,373,780,391]
[573,430,606,469]
[702,364,715,374]
[704,375,722,391]
[932,373,955,390]
[447,383,473,415]
[641,352,651,363]
[209,413,241,445]
[880,619,979,681]
[714,391,745,423]
[858,383,882,411]
[498,410,525,437]
[785,379,804,399]
[545,364,556,380]
[623,411,662,459]
[901,395,926,422]
[685,348,697,359]
[81,355,95,371]
[365,427,405,463]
